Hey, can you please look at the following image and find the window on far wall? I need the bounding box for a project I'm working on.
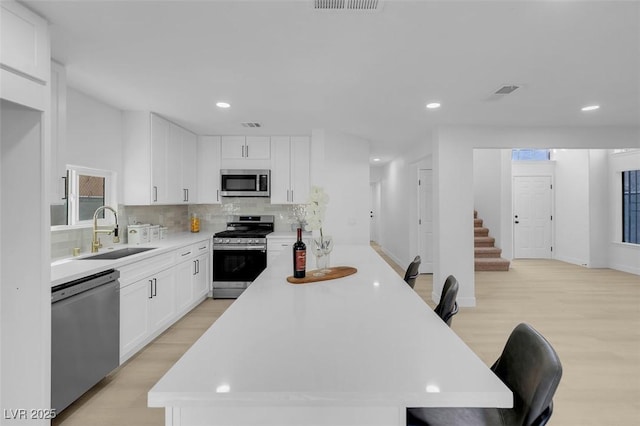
[511,149,551,161]
[623,170,640,244]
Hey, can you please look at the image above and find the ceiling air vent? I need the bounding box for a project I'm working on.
[494,85,520,95]
[314,0,382,11]
[241,122,261,128]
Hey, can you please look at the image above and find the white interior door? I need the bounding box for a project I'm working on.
[513,176,553,258]
[418,169,434,273]
[370,182,379,243]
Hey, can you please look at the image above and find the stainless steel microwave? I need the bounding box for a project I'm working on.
[220,169,270,197]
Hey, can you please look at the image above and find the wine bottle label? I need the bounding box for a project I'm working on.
[295,250,306,271]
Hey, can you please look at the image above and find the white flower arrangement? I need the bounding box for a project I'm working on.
[305,186,329,240]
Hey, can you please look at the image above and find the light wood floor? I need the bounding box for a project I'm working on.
[54,248,640,426]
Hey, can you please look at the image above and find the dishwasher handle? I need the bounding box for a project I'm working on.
[52,269,120,303]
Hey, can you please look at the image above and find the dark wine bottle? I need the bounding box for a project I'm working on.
[293,228,306,278]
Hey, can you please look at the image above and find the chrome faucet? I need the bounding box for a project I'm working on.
[91,205,120,253]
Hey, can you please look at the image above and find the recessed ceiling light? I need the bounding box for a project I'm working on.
[373,158,381,162]
[216,102,230,108]
[426,102,441,109]
[581,105,600,112]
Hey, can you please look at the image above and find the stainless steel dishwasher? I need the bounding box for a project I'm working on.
[51,269,120,413]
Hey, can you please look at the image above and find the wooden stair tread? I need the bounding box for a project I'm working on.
[473,210,509,271]
[475,257,511,271]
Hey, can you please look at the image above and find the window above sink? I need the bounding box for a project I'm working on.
[51,165,117,229]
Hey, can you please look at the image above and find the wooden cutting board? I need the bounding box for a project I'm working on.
[286,266,357,284]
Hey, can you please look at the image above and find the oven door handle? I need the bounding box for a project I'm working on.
[213,245,267,251]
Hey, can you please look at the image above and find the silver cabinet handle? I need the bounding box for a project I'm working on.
[152,278,157,297]
[149,279,153,299]
[153,186,158,202]
[216,189,219,202]
[246,145,249,158]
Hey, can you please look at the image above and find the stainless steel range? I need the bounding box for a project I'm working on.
[212,215,274,298]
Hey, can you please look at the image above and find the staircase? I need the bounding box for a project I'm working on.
[474,210,510,271]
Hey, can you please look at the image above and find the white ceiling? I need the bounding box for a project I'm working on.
[24,0,640,163]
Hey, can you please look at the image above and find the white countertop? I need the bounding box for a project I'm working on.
[51,232,211,287]
[148,245,511,420]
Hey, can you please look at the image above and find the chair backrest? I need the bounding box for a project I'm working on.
[491,323,563,426]
[434,275,459,326]
[403,256,421,289]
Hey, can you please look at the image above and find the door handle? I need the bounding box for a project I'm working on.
[152,278,157,297]
[149,279,154,299]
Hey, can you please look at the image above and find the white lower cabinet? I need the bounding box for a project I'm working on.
[267,235,296,265]
[148,268,177,331]
[120,265,175,362]
[194,251,210,299]
[119,239,211,363]
[176,240,210,314]
[120,277,152,359]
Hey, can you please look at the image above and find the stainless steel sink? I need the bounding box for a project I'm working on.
[80,247,156,260]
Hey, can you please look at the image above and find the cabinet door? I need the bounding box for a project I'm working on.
[221,136,246,159]
[245,136,271,160]
[166,123,184,204]
[197,136,222,204]
[120,279,151,360]
[290,136,310,204]
[0,1,49,83]
[193,253,210,300]
[149,268,176,331]
[175,259,194,314]
[270,136,291,204]
[182,129,197,203]
[151,114,170,203]
[50,61,67,205]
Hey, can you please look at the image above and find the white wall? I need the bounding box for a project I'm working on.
[473,150,506,254]
[66,87,124,199]
[554,149,591,266]
[608,150,640,274]
[424,126,638,306]
[310,129,370,245]
[1,100,51,424]
[376,139,432,269]
[588,150,609,268]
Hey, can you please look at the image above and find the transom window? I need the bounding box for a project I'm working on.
[512,149,551,161]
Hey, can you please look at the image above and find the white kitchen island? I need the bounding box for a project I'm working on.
[148,245,511,426]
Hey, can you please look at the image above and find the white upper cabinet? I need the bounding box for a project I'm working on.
[220,136,247,160]
[245,136,271,160]
[197,136,222,204]
[0,0,50,111]
[220,136,271,169]
[50,61,67,205]
[181,128,197,203]
[124,112,197,205]
[270,136,310,204]
[1,1,49,82]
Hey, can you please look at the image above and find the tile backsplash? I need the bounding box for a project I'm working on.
[51,198,305,260]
